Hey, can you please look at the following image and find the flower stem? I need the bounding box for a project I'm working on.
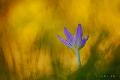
[74,49,80,65]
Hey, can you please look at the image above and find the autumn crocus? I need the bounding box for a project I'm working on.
[57,24,88,65]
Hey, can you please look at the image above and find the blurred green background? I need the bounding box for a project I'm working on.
[0,0,120,80]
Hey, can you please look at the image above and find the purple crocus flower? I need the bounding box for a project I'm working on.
[57,24,88,65]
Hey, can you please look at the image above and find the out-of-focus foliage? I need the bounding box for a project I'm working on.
[0,0,120,80]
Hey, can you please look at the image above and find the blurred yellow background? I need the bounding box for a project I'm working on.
[0,0,120,80]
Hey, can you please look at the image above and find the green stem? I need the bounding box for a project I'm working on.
[74,49,80,65]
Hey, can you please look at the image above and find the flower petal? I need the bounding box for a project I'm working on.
[81,36,89,48]
[57,35,72,48]
[74,24,83,47]
[72,35,76,45]
[64,27,73,43]
[75,24,83,41]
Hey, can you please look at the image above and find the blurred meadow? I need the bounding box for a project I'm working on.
[0,0,120,80]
